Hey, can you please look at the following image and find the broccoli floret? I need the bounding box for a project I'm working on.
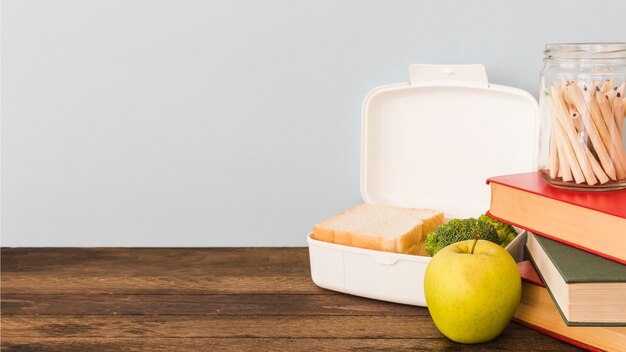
[478,214,517,247]
[501,232,517,248]
[424,218,500,256]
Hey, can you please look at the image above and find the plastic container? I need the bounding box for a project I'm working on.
[307,64,538,307]
[308,230,527,306]
[538,42,626,190]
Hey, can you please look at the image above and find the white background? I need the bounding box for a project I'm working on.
[2,0,625,246]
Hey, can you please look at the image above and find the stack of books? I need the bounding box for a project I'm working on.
[486,172,626,352]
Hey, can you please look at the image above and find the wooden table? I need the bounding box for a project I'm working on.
[1,248,579,351]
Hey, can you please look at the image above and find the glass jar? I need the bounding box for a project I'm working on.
[538,43,626,190]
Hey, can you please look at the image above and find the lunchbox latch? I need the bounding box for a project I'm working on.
[409,64,488,87]
[370,252,401,266]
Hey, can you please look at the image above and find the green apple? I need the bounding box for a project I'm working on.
[424,238,521,344]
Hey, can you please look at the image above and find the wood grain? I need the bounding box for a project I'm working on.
[0,337,577,352]
[0,248,581,351]
[1,294,430,316]
[2,315,446,338]
[1,248,323,294]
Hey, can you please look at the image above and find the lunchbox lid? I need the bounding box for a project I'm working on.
[361,64,538,218]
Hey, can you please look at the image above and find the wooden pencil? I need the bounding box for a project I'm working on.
[616,92,625,138]
[582,83,623,179]
[567,82,617,180]
[596,90,626,179]
[569,103,582,132]
[549,124,559,179]
[584,144,610,184]
[548,87,592,184]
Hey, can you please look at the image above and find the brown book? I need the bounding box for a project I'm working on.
[514,261,626,351]
[487,172,626,264]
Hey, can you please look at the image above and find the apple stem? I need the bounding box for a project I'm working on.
[470,234,480,254]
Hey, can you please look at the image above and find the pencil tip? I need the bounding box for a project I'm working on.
[596,86,601,92]
[606,95,609,100]
[618,92,622,98]
[615,86,619,91]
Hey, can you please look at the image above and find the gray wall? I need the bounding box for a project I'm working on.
[2,0,625,246]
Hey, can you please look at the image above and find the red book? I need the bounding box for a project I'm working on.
[514,261,626,352]
[487,172,626,264]
[517,260,543,287]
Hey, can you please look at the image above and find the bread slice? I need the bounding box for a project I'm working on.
[312,204,444,256]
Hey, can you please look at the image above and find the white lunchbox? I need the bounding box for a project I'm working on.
[307,64,539,307]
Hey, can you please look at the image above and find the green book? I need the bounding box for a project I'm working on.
[526,232,626,326]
